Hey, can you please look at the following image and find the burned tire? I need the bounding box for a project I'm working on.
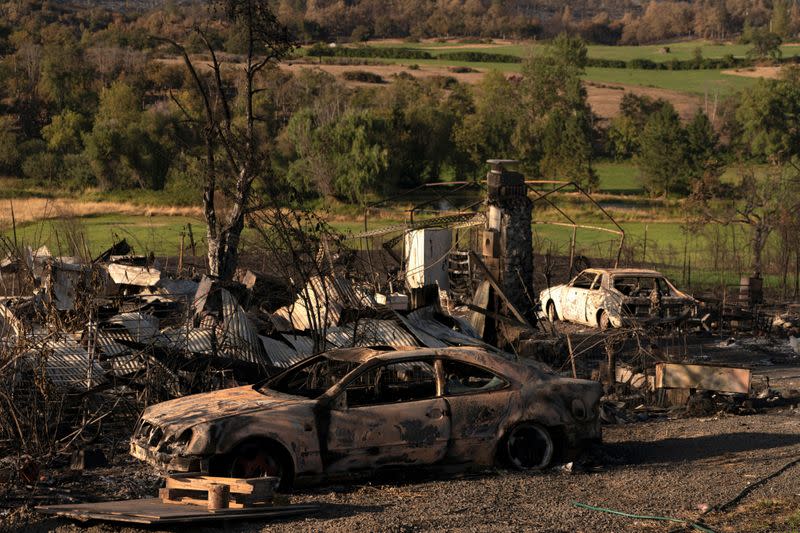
[226,441,292,490]
[504,422,554,470]
[598,310,611,330]
[546,301,559,322]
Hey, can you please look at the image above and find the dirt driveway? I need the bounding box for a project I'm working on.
[14,410,800,533]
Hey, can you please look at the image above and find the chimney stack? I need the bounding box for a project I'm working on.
[481,160,535,327]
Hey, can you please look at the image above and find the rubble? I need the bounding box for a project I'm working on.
[1,159,800,530]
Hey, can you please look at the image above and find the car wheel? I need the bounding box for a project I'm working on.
[228,442,288,488]
[504,422,554,470]
[598,310,611,330]
[546,301,558,322]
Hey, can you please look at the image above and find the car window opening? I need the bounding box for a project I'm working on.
[443,360,506,395]
[264,356,360,398]
[345,361,436,407]
[613,276,671,297]
[572,272,597,289]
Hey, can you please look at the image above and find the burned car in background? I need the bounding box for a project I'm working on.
[539,268,697,329]
[131,346,602,487]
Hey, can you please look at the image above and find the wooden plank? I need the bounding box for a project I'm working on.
[160,489,271,510]
[37,498,319,525]
[165,474,275,495]
[468,251,534,330]
[654,363,751,394]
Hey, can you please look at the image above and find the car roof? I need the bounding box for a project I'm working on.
[582,268,665,277]
[323,346,421,364]
[323,346,546,381]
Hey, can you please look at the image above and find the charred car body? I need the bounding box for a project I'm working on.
[540,268,697,329]
[131,346,602,487]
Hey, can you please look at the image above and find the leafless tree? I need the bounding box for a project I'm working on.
[689,163,799,279]
[155,1,293,280]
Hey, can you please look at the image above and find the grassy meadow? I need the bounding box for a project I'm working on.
[306,38,798,94]
[366,39,800,62]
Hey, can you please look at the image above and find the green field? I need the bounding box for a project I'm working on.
[583,66,757,94]
[306,39,790,95]
[311,54,758,95]
[595,161,643,193]
[3,214,410,257]
[5,203,783,290]
[365,39,800,62]
[7,215,203,257]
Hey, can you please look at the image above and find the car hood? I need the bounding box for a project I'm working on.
[539,285,567,302]
[540,284,566,295]
[141,385,307,431]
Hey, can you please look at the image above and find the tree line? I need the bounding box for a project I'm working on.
[0,11,798,205]
[0,0,799,282]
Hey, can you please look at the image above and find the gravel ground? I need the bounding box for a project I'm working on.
[11,409,800,533]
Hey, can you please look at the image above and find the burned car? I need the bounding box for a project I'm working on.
[131,346,601,487]
[540,268,697,329]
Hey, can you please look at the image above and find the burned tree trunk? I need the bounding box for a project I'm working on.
[155,0,293,280]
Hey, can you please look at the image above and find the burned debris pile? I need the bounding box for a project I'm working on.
[1,161,799,530]
[0,235,497,473]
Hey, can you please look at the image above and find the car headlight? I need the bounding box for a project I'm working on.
[175,429,193,446]
[571,398,588,421]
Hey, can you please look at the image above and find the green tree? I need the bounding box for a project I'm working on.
[283,108,387,204]
[377,77,461,186]
[637,104,689,196]
[606,93,670,159]
[606,114,639,159]
[21,151,61,184]
[38,25,96,113]
[516,34,597,189]
[42,109,86,154]
[539,108,598,188]
[454,70,518,174]
[771,0,791,38]
[0,116,20,173]
[83,82,174,190]
[685,110,723,183]
[736,77,800,162]
[746,28,783,60]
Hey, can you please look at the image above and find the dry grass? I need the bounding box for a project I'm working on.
[721,66,783,79]
[0,198,203,229]
[283,61,485,84]
[158,54,704,120]
[585,81,703,122]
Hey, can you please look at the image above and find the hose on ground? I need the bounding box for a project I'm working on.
[572,501,717,533]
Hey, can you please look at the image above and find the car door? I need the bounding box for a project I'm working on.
[324,359,451,473]
[584,273,606,323]
[563,271,598,324]
[439,359,513,464]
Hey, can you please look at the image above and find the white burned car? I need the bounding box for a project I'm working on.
[539,268,696,329]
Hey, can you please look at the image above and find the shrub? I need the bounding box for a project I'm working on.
[449,66,478,73]
[629,58,658,70]
[307,44,432,59]
[342,70,385,83]
[586,58,627,68]
[436,51,521,63]
[22,152,62,184]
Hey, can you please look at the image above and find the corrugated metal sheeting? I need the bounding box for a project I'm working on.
[218,290,267,367]
[258,336,308,368]
[405,307,485,347]
[26,333,106,389]
[105,312,160,342]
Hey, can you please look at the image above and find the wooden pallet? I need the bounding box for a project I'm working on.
[159,474,278,510]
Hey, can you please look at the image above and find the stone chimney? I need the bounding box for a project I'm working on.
[481,159,535,326]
